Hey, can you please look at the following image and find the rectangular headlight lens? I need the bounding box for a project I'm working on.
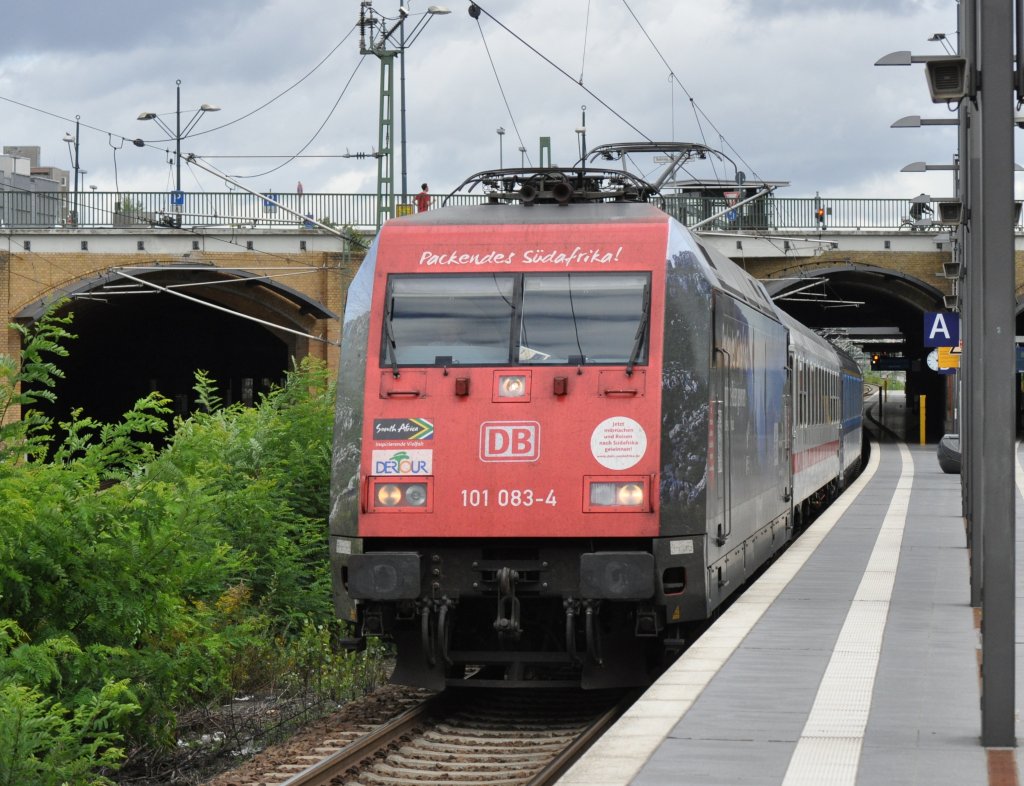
[369,479,432,512]
[588,480,646,508]
[498,374,527,397]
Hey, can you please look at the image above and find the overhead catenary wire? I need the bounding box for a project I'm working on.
[224,56,367,179]
[468,2,655,145]
[467,3,740,192]
[618,0,765,187]
[181,153,368,248]
[184,24,360,141]
[0,24,364,185]
[579,0,592,84]
[131,24,360,147]
[112,269,339,346]
[472,13,532,166]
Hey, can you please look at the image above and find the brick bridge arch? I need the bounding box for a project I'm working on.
[2,236,356,425]
[745,255,952,440]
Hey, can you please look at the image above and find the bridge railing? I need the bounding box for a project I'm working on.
[0,191,983,233]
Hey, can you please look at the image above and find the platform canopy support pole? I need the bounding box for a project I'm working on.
[973,0,1016,749]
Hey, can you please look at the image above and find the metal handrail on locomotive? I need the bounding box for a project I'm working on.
[329,144,864,690]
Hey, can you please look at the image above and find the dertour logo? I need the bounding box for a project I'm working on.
[371,449,433,476]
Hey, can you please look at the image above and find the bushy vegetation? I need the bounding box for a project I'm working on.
[0,308,386,785]
[862,371,906,391]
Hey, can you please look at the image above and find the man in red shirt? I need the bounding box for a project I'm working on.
[415,183,431,213]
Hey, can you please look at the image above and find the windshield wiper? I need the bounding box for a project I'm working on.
[626,282,650,376]
[383,298,400,377]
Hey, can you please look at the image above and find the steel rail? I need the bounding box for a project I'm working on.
[277,696,438,786]
[525,691,638,786]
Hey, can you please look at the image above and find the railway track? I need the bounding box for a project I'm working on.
[265,688,632,786]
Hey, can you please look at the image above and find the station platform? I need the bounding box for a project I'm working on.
[560,427,1016,784]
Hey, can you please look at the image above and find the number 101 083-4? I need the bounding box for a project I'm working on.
[460,488,557,507]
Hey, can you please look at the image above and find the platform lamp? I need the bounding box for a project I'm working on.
[875,51,972,103]
[901,161,1023,171]
[927,32,956,55]
[891,115,959,128]
[398,5,450,205]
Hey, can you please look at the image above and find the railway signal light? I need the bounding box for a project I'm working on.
[871,353,881,369]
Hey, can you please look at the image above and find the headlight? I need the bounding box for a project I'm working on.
[492,371,531,402]
[617,483,644,506]
[586,478,649,511]
[404,483,428,506]
[498,375,527,397]
[370,479,432,511]
[377,484,403,506]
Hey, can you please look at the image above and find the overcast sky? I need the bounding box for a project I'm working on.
[0,0,965,201]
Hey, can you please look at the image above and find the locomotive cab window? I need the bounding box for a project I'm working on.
[384,274,517,366]
[520,273,649,364]
[381,272,651,368]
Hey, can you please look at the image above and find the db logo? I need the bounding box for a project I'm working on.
[480,421,540,462]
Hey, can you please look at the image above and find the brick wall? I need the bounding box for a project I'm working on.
[1,247,363,424]
[740,249,957,297]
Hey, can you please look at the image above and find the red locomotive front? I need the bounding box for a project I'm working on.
[360,220,664,541]
[330,203,689,688]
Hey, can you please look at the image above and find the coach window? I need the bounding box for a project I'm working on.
[808,366,814,425]
[518,272,650,365]
[811,367,817,425]
[832,373,839,422]
[794,364,802,425]
[384,274,516,365]
[815,367,822,424]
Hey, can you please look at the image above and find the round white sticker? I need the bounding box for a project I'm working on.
[590,417,647,470]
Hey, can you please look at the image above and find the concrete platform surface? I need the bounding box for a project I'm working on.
[560,439,1009,785]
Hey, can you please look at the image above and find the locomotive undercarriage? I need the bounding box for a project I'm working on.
[345,539,697,689]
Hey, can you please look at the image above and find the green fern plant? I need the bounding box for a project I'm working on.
[0,680,138,786]
[0,306,75,464]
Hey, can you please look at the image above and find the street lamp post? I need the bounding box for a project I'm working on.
[397,6,451,205]
[138,79,220,226]
[518,146,526,167]
[62,116,80,225]
[497,127,505,168]
[362,2,449,221]
[576,104,587,162]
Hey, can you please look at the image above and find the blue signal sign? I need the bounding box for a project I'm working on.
[874,356,911,371]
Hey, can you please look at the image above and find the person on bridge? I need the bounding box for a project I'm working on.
[909,195,934,222]
[415,183,431,213]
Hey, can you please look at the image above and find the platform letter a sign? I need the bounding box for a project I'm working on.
[924,311,960,347]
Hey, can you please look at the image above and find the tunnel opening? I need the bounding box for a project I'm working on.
[765,264,952,443]
[22,278,302,440]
